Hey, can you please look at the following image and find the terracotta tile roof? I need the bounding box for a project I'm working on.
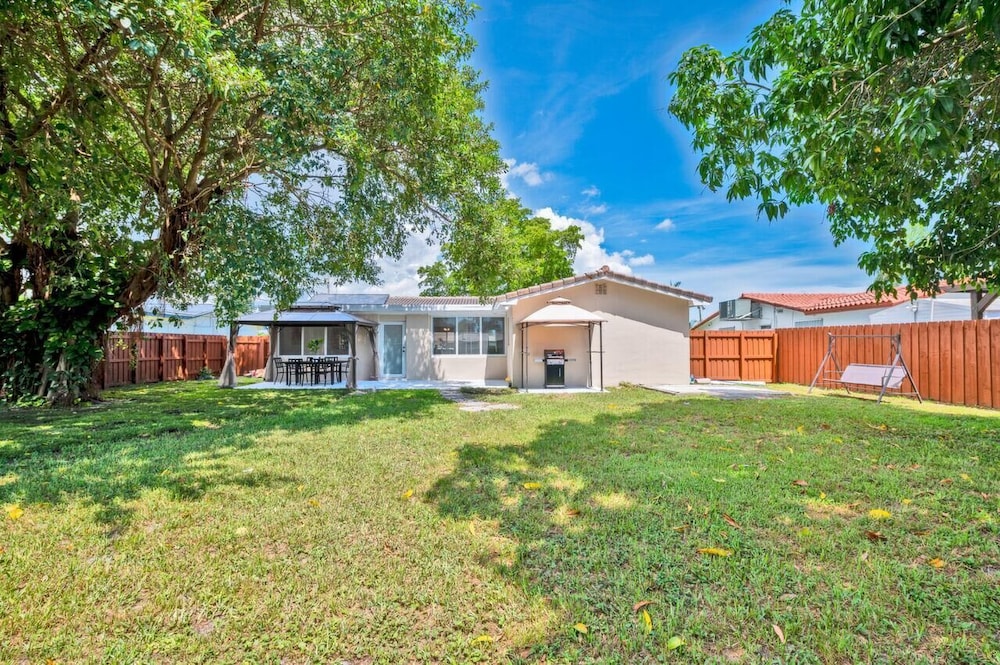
[385,295,486,307]
[741,287,914,314]
[496,266,712,304]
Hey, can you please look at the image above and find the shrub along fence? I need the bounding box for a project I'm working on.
[691,320,1000,409]
[97,333,270,389]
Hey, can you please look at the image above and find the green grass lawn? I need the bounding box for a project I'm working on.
[2,382,998,664]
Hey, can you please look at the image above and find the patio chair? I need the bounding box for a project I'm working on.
[272,357,287,384]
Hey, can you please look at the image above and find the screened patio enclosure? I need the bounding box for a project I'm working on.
[236,309,378,388]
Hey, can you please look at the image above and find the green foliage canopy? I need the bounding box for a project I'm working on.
[417,197,584,296]
[0,0,509,401]
[669,0,1000,297]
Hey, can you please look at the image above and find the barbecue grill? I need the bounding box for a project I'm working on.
[543,349,565,388]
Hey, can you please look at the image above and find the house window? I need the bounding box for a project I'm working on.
[482,317,505,354]
[794,319,824,328]
[433,317,456,354]
[279,326,303,355]
[595,283,607,295]
[457,317,481,355]
[433,316,505,355]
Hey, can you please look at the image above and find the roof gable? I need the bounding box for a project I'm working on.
[496,266,712,304]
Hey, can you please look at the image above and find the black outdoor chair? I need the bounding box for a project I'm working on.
[271,357,287,384]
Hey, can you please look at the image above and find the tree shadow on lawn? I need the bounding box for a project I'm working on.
[427,395,1000,663]
[0,385,446,529]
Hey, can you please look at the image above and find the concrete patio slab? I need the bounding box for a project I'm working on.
[645,381,789,400]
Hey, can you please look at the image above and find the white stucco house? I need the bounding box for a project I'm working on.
[238,267,712,389]
[693,289,916,331]
[695,288,998,331]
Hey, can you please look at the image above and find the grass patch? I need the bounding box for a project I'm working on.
[2,382,998,663]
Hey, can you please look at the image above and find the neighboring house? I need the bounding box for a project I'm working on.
[695,288,1000,331]
[694,289,915,331]
[869,293,1000,323]
[142,300,270,336]
[239,267,712,389]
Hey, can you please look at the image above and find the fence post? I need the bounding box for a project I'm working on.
[738,333,746,381]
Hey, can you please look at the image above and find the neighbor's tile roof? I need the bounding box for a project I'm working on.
[497,266,712,304]
[741,287,914,314]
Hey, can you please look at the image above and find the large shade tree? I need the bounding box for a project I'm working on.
[417,197,584,296]
[669,0,1000,300]
[1,0,512,402]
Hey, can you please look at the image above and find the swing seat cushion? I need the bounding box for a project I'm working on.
[837,364,907,389]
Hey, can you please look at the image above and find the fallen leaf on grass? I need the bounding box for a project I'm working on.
[712,478,727,483]
[565,508,581,517]
[307,499,320,507]
[792,480,809,487]
[523,482,542,490]
[671,524,690,532]
[666,636,685,650]
[940,478,954,485]
[722,513,742,530]
[773,624,786,644]
[401,489,414,500]
[868,509,892,520]
[642,609,653,633]
[697,547,733,557]
[471,634,493,644]
[929,558,946,569]
[901,498,913,505]
[865,530,887,542]
[6,504,23,521]
[960,473,972,482]
[633,600,654,612]
[795,425,805,434]
[573,622,589,634]
[912,529,931,537]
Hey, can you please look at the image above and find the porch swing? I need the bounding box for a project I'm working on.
[808,332,922,403]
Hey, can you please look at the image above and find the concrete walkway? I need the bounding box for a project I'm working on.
[238,379,602,394]
[645,381,789,400]
[238,378,510,391]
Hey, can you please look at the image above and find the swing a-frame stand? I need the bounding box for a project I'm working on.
[808,333,922,403]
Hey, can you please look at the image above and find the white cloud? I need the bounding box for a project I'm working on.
[502,158,547,188]
[662,257,871,304]
[655,218,676,231]
[582,185,601,198]
[536,207,644,276]
[325,230,441,296]
[581,203,608,216]
[627,253,655,267]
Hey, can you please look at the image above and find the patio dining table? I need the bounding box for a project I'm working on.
[284,357,346,386]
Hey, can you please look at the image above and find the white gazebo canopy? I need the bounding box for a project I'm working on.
[519,297,607,325]
[518,298,606,390]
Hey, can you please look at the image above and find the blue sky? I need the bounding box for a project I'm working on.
[347,0,875,303]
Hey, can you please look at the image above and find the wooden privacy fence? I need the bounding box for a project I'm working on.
[691,321,1000,409]
[98,333,270,389]
[690,331,777,382]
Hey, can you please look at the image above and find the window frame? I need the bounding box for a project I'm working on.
[432,315,506,356]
